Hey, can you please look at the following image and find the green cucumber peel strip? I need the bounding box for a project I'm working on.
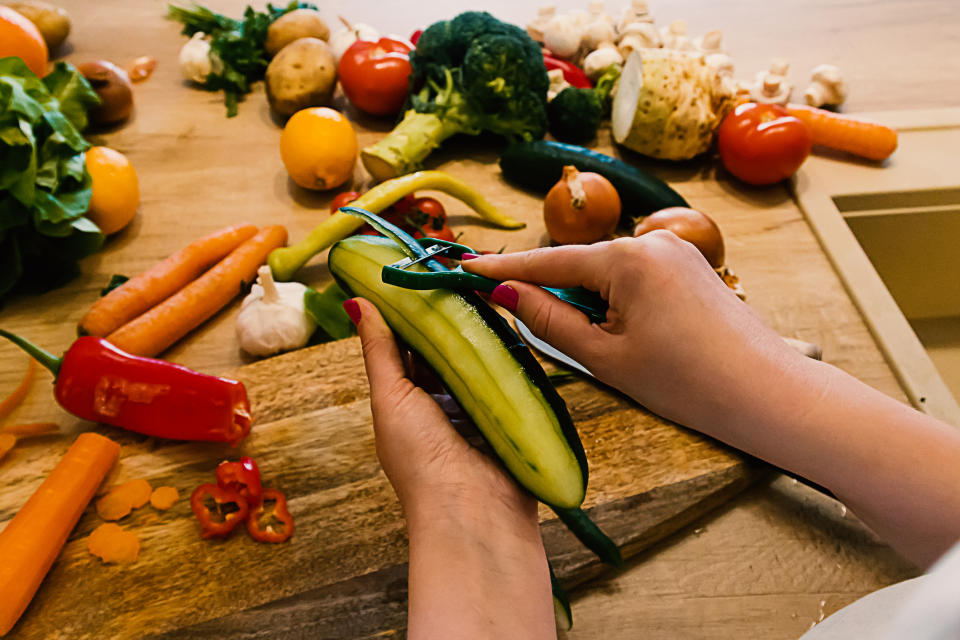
[553,506,623,567]
[549,561,573,631]
[340,206,446,271]
[304,282,355,340]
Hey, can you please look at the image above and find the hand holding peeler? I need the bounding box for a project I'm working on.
[381,238,609,323]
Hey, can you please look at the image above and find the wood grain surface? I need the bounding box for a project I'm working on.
[0,0,952,638]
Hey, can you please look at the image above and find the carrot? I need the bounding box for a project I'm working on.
[150,486,179,510]
[95,491,132,521]
[106,225,288,357]
[786,104,898,161]
[115,478,152,509]
[79,223,259,337]
[0,432,119,635]
[0,358,36,423]
[87,523,140,564]
[0,422,59,438]
[0,433,16,462]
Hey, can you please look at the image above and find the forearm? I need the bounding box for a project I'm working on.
[405,496,555,640]
[707,349,960,567]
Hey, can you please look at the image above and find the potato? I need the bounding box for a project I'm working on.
[266,37,337,116]
[265,9,330,56]
[5,0,70,50]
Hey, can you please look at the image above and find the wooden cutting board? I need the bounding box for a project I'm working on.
[1,334,757,639]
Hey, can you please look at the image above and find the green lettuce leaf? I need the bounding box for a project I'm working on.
[42,62,101,131]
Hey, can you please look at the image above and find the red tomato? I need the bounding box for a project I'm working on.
[412,225,455,242]
[390,193,418,215]
[410,29,423,45]
[404,196,446,230]
[338,38,413,116]
[717,103,813,186]
[330,190,361,213]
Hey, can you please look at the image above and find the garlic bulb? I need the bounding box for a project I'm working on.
[179,32,222,84]
[329,22,380,63]
[236,266,316,357]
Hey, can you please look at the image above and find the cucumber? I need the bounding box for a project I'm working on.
[499,140,689,218]
[328,234,588,509]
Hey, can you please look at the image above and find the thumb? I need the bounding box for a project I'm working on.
[348,298,409,407]
[493,282,609,369]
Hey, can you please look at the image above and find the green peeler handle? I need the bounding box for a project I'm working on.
[381,266,608,323]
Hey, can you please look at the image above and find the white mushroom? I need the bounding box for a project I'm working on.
[695,29,724,54]
[617,22,660,58]
[583,42,623,80]
[547,67,571,101]
[527,5,556,43]
[544,13,583,59]
[747,60,793,105]
[804,64,847,108]
[569,9,591,29]
[704,52,734,78]
[618,0,653,32]
[588,1,615,27]
[583,16,617,50]
[660,19,695,51]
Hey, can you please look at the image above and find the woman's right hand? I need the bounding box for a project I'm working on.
[463,231,814,435]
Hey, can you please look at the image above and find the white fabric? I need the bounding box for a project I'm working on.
[798,541,960,639]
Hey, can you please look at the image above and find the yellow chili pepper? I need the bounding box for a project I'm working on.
[268,171,525,281]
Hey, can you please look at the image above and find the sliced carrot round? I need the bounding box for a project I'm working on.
[115,478,152,509]
[149,486,179,510]
[88,523,140,564]
[95,490,132,521]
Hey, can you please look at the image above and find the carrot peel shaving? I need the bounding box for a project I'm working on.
[0,358,36,423]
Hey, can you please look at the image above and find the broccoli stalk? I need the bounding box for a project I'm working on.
[360,12,549,181]
[547,64,622,144]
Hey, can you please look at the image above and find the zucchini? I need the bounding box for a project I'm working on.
[328,234,588,509]
[499,140,689,218]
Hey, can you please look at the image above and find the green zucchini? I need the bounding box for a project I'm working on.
[328,234,588,509]
[549,562,573,631]
[499,140,689,218]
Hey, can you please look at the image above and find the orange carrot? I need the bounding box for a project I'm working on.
[87,522,140,564]
[786,104,898,161]
[0,422,59,438]
[0,358,36,423]
[106,225,288,357]
[95,491,132,521]
[115,478,152,509]
[79,223,259,337]
[150,486,179,510]
[0,433,16,462]
[0,432,119,634]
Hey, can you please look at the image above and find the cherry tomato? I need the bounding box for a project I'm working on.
[717,103,813,186]
[410,29,423,45]
[403,196,446,231]
[330,190,361,214]
[337,38,413,116]
[390,193,418,216]
[412,224,455,243]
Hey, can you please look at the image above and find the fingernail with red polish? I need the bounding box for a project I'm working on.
[460,253,480,261]
[343,299,361,325]
[491,284,518,313]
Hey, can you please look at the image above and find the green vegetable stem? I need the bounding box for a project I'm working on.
[167,1,317,117]
[360,11,550,181]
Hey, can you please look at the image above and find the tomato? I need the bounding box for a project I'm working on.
[390,193,418,216]
[410,29,423,45]
[337,38,413,116]
[717,103,813,186]
[330,190,361,213]
[404,196,446,230]
[412,224,455,242]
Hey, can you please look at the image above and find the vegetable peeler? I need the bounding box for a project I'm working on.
[381,238,608,323]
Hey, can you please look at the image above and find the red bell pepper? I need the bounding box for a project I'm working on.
[410,29,422,45]
[246,488,294,543]
[216,457,262,506]
[338,37,413,116]
[0,331,252,444]
[542,53,592,89]
[190,483,249,539]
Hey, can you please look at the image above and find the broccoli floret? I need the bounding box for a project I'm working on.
[360,11,549,181]
[547,64,621,144]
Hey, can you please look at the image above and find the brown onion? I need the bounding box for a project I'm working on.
[543,165,621,245]
[633,207,725,267]
[78,60,133,125]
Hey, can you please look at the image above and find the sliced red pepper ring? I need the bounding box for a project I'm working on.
[246,488,294,543]
[190,483,249,539]
[215,456,262,506]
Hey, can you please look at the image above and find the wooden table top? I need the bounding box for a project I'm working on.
[2,0,955,637]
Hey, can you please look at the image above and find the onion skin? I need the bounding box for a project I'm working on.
[544,165,621,245]
[78,60,133,125]
[633,207,725,267]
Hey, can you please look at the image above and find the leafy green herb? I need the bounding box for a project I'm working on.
[99,274,129,296]
[0,57,103,301]
[168,1,316,117]
[304,282,355,341]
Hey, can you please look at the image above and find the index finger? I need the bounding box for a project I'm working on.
[462,243,611,292]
